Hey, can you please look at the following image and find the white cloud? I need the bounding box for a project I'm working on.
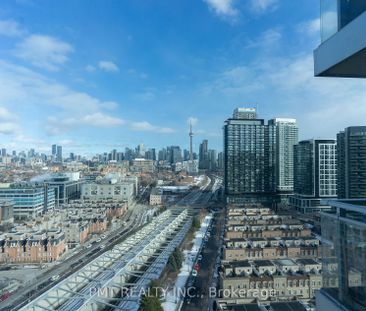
[0,122,19,135]
[85,64,96,72]
[246,28,282,49]
[203,0,238,17]
[15,34,73,71]
[297,18,320,36]
[0,19,24,37]
[187,117,198,127]
[0,60,174,139]
[0,107,16,120]
[133,90,155,101]
[250,0,278,13]
[0,106,19,135]
[128,68,148,79]
[58,139,73,146]
[98,60,119,72]
[204,53,366,139]
[0,60,118,114]
[15,134,44,145]
[320,10,338,40]
[131,121,175,133]
[81,113,125,127]
[47,113,125,135]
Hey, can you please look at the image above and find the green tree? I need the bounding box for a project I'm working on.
[191,217,200,230]
[140,281,163,311]
[167,248,183,272]
[140,295,163,311]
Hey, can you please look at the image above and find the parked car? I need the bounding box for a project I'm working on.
[51,275,60,281]
[192,270,198,277]
[100,244,105,249]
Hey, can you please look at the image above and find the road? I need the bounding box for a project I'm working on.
[182,205,225,311]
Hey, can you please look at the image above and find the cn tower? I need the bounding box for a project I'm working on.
[189,121,193,161]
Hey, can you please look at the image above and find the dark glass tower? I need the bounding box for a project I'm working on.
[290,139,337,213]
[337,126,366,199]
[223,108,276,204]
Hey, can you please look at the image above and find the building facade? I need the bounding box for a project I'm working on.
[0,201,14,225]
[290,139,337,213]
[224,108,276,204]
[131,158,154,173]
[337,126,366,199]
[0,184,56,220]
[268,118,298,198]
[81,180,135,203]
[0,229,66,263]
[33,172,83,206]
[199,139,209,170]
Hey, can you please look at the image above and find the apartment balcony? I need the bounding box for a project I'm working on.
[314,0,366,77]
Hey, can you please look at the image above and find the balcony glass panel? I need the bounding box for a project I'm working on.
[321,0,366,42]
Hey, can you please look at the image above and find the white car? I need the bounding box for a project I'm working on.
[51,275,60,281]
[96,239,101,243]
[100,244,105,249]
[101,235,106,239]
[192,270,198,277]
[198,254,203,261]
[86,244,92,249]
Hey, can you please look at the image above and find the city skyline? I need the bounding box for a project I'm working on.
[1,1,366,154]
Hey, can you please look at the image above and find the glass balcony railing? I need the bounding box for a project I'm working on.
[320,0,338,42]
[321,0,366,42]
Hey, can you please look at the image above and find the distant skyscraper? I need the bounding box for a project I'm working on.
[28,148,35,158]
[145,148,156,161]
[337,126,366,199]
[117,152,124,162]
[137,143,145,158]
[158,148,167,162]
[183,149,190,161]
[290,139,337,213]
[1,148,6,157]
[224,107,276,204]
[151,148,156,161]
[268,118,298,196]
[52,144,57,156]
[56,145,63,162]
[217,151,224,170]
[166,146,182,164]
[124,147,133,161]
[208,149,217,171]
[199,140,209,169]
[111,149,117,161]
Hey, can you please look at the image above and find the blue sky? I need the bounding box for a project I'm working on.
[0,0,365,156]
